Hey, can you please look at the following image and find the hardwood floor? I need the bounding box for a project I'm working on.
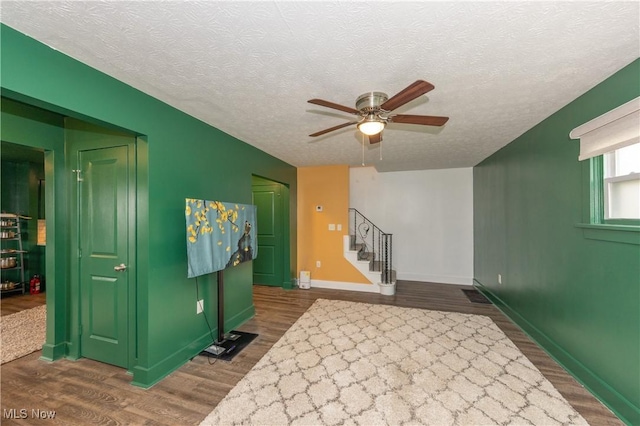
[0,282,621,425]
[1,291,46,316]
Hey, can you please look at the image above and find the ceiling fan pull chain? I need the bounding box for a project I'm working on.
[380,139,383,161]
[362,133,365,166]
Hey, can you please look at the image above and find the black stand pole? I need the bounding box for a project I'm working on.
[201,270,227,356]
[215,269,224,344]
[201,269,245,358]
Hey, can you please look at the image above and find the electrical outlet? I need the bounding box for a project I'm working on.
[498,274,502,285]
[316,260,321,268]
[197,299,204,314]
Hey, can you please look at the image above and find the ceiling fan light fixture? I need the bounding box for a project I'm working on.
[308,80,448,142]
[357,115,386,136]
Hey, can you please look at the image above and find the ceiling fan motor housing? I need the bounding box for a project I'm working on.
[356,92,388,113]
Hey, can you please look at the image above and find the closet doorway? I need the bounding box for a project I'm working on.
[251,176,290,287]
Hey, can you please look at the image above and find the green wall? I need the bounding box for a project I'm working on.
[1,99,68,360]
[474,59,640,424]
[1,24,297,387]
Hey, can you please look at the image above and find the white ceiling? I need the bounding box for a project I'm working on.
[2,1,638,172]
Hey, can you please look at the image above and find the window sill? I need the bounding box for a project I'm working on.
[575,223,640,245]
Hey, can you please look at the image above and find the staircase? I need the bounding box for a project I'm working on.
[343,208,395,288]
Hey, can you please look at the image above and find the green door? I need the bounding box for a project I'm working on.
[252,183,284,286]
[79,145,132,368]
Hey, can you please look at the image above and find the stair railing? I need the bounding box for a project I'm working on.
[349,208,394,284]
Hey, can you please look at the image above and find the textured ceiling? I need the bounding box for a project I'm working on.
[1,1,638,172]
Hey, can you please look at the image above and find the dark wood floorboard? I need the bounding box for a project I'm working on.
[0,281,622,425]
[1,291,46,316]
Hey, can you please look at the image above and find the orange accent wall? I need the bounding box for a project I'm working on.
[297,165,369,284]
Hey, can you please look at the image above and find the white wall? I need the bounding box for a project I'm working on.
[350,166,473,285]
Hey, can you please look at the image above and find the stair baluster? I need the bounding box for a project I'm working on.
[348,208,394,284]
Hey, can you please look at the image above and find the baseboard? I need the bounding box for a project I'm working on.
[131,304,256,389]
[131,331,214,389]
[224,304,255,333]
[40,341,66,362]
[396,273,472,285]
[474,279,639,425]
[310,279,379,293]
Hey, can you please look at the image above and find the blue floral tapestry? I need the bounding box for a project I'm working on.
[185,199,258,278]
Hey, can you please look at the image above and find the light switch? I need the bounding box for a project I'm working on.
[337,224,342,231]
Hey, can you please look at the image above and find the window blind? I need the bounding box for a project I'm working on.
[570,97,640,161]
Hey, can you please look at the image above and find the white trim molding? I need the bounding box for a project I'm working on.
[310,279,380,293]
[570,97,640,161]
[396,272,473,286]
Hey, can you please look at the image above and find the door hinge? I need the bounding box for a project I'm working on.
[79,324,83,336]
[78,248,82,258]
[72,169,83,182]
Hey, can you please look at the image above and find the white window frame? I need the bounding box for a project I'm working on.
[603,145,640,220]
[571,98,640,246]
[603,172,640,220]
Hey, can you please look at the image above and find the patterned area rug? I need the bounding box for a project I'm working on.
[201,299,587,426]
[1,305,46,364]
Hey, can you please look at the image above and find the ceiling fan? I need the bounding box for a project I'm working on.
[308,80,449,144]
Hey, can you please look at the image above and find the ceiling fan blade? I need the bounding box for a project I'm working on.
[308,99,359,115]
[380,80,435,112]
[309,121,357,137]
[389,114,449,126]
[368,133,382,144]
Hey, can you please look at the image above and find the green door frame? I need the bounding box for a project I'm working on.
[66,119,138,370]
[252,175,292,289]
[1,97,69,361]
[1,94,150,384]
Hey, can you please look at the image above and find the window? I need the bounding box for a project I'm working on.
[603,143,640,220]
[570,97,640,244]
